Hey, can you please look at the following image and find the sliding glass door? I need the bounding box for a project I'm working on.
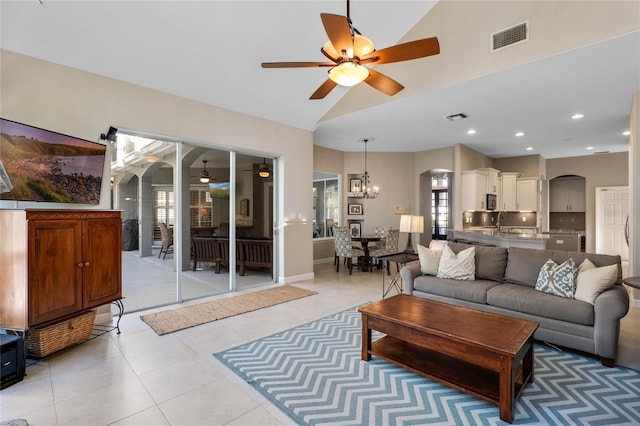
[112,133,276,313]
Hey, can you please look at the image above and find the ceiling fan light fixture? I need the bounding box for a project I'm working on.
[329,62,369,86]
[199,160,211,183]
[353,34,375,57]
[258,170,271,178]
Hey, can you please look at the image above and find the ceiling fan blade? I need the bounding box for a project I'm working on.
[361,37,440,65]
[262,61,335,68]
[321,13,353,56]
[364,69,404,96]
[310,78,338,100]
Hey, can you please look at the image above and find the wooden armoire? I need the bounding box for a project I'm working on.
[0,209,122,330]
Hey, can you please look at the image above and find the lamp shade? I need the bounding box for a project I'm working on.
[399,215,424,233]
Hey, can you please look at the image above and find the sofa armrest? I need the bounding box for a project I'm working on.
[400,263,422,294]
[593,285,630,360]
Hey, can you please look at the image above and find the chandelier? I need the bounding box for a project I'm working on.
[352,138,379,199]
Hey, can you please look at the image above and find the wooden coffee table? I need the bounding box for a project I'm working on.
[358,295,538,423]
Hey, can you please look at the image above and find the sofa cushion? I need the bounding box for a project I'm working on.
[534,258,577,298]
[487,283,594,325]
[417,244,441,275]
[413,275,500,304]
[575,260,618,305]
[446,243,508,283]
[505,247,622,288]
[437,245,475,280]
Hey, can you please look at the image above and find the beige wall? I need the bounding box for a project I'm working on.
[343,151,415,236]
[547,152,629,252]
[493,155,543,178]
[313,145,344,175]
[1,49,314,281]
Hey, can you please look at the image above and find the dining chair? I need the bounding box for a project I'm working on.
[333,226,365,274]
[158,222,174,260]
[371,228,400,271]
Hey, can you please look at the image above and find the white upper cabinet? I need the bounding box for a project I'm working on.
[550,177,586,212]
[500,172,520,211]
[478,168,500,194]
[461,170,489,211]
[516,177,538,211]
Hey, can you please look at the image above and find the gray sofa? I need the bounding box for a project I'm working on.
[400,243,630,366]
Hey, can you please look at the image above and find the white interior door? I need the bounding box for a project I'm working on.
[596,186,629,260]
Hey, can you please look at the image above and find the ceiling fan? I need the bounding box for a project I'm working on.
[261,0,440,99]
[242,158,272,178]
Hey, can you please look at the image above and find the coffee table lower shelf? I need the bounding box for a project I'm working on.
[370,336,529,409]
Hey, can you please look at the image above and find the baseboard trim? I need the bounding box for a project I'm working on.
[314,257,334,265]
[279,272,315,283]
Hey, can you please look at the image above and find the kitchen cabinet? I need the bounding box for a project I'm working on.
[550,177,586,212]
[479,168,500,194]
[0,209,122,330]
[516,177,538,211]
[461,170,489,210]
[500,172,520,211]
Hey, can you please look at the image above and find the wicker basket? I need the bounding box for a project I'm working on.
[26,310,96,358]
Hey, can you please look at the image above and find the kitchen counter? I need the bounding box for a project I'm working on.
[453,229,548,249]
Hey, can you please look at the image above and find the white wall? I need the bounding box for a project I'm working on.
[629,92,640,305]
[1,49,314,281]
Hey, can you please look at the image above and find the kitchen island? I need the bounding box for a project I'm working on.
[452,229,548,250]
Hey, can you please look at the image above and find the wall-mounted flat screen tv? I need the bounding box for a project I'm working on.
[0,118,107,204]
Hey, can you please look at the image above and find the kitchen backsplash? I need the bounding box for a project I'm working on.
[549,212,586,231]
[462,211,537,228]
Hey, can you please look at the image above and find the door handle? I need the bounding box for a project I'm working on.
[625,215,629,246]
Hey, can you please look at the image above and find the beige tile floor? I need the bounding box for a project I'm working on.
[2,262,639,426]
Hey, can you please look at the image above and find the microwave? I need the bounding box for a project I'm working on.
[486,193,497,210]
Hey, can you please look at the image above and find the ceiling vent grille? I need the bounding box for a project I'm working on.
[491,21,528,51]
[444,113,468,121]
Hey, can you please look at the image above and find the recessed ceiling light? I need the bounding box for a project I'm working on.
[586,146,594,150]
[571,113,585,119]
[622,130,631,136]
[467,129,476,135]
[515,132,525,137]
[526,147,534,151]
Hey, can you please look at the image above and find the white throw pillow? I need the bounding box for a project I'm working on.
[575,261,618,305]
[436,245,475,280]
[429,240,447,251]
[417,244,441,275]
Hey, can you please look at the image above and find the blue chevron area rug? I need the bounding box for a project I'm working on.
[214,306,640,425]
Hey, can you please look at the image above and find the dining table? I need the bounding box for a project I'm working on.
[352,236,381,272]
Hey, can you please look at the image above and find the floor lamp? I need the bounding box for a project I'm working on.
[400,215,424,254]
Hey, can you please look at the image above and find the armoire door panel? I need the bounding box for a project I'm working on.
[28,219,83,326]
[82,218,122,308]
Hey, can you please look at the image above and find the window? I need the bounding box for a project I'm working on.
[153,187,174,241]
[431,173,450,240]
[313,172,340,238]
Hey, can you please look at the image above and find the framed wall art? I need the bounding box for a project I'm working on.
[348,203,363,215]
[349,178,362,193]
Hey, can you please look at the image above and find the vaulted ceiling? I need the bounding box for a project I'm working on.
[2,1,639,159]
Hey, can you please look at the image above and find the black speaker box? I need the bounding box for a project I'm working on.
[1,334,25,389]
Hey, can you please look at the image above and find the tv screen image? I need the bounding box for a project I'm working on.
[209,181,230,198]
[0,118,107,204]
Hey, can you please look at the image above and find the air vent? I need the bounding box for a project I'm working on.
[491,21,528,51]
[593,151,611,155]
[444,113,468,121]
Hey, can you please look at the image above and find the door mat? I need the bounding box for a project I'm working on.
[141,285,317,335]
